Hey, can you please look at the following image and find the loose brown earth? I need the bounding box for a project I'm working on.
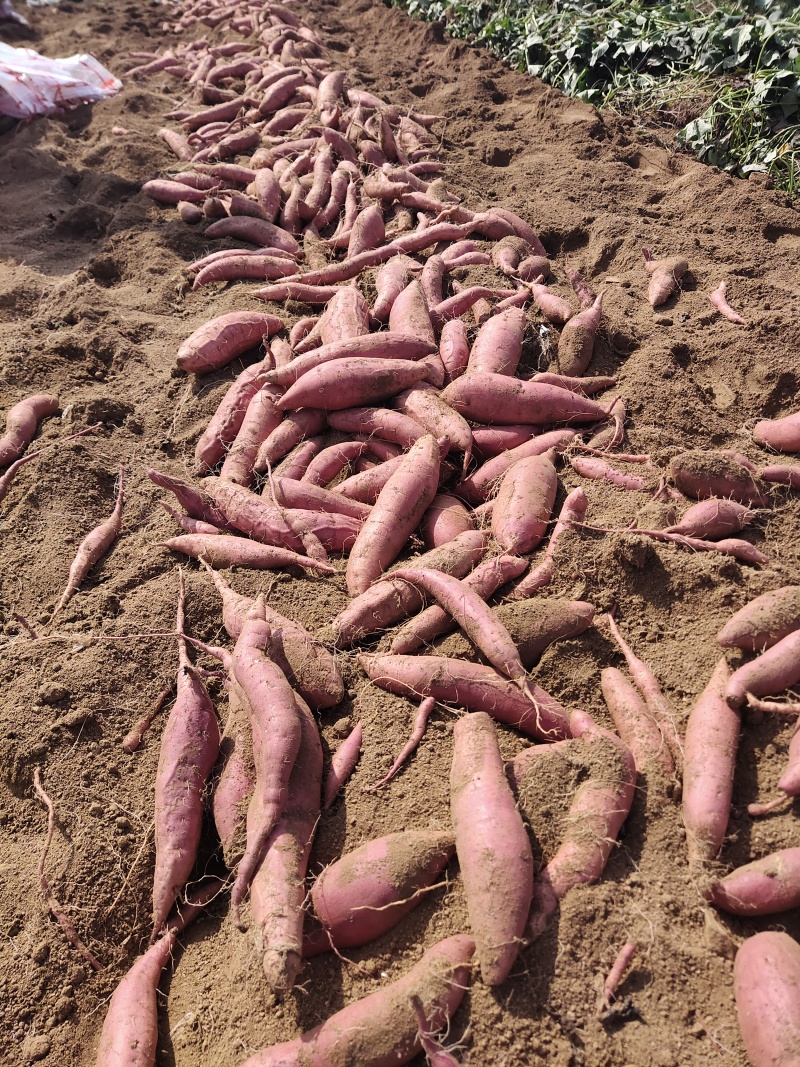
[1,1,799,1065]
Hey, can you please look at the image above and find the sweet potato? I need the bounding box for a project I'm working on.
[219,387,282,487]
[239,935,475,1067]
[725,628,800,708]
[277,357,429,412]
[204,476,306,553]
[441,372,607,426]
[754,410,800,453]
[457,430,574,504]
[346,434,441,596]
[200,559,341,710]
[760,462,800,487]
[372,255,423,321]
[734,931,800,1067]
[359,653,570,740]
[642,247,687,307]
[96,883,219,1067]
[466,307,526,377]
[682,658,738,864]
[511,487,588,599]
[322,722,362,808]
[250,693,322,995]
[152,572,220,939]
[160,534,334,573]
[669,449,769,506]
[492,451,557,554]
[717,586,800,651]
[470,424,539,460]
[52,468,125,618]
[267,333,435,388]
[664,498,754,540]
[254,408,328,472]
[333,456,405,504]
[388,556,529,654]
[606,615,684,774]
[305,830,454,955]
[331,530,487,645]
[271,475,372,519]
[177,312,282,375]
[229,600,303,929]
[213,686,254,869]
[194,357,273,474]
[327,406,425,450]
[552,291,604,377]
[708,280,747,325]
[147,469,225,528]
[601,667,674,780]
[708,848,800,916]
[525,709,635,941]
[366,697,438,790]
[0,392,60,467]
[389,567,532,692]
[421,493,474,548]
[394,383,473,475]
[451,712,532,984]
[528,276,574,325]
[390,278,437,346]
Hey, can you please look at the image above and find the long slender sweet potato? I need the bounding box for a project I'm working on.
[346,434,441,596]
[176,312,282,374]
[605,615,684,774]
[681,658,738,864]
[271,475,372,519]
[359,653,570,740]
[305,830,454,955]
[52,468,125,619]
[250,692,322,995]
[601,667,674,780]
[388,567,532,692]
[267,333,435,388]
[230,599,303,930]
[219,386,282,488]
[239,935,475,1067]
[388,556,529,654]
[0,393,59,466]
[525,709,635,941]
[451,712,532,985]
[708,848,800,915]
[204,476,307,553]
[152,571,220,940]
[160,535,334,573]
[331,530,487,645]
[194,357,273,474]
[734,931,800,1067]
[323,723,363,808]
[213,685,254,869]
[717,586,800,651]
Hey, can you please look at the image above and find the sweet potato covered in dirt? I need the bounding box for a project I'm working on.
[717,586,800,651]
[669,449,770,506]
[305,830,454,954]
[240,935,475,1067]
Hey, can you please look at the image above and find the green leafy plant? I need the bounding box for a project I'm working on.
[388,0,800,195]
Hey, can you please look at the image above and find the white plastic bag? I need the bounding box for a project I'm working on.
[0,41,121,120]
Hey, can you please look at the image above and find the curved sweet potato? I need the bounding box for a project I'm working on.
[176,312,282,375]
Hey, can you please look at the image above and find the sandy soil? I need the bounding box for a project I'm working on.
[1,0,800,1064]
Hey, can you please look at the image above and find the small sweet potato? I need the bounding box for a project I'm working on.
[708,848,800,915]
